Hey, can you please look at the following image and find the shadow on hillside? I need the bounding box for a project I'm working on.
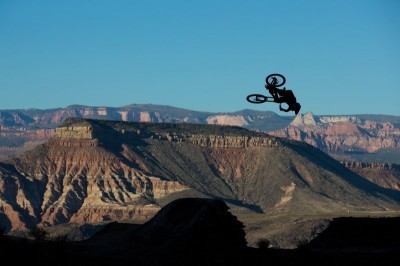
[1,198,400,266]
[283,140,400,202]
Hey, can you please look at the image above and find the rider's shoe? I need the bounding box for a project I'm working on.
[294,103,301,115]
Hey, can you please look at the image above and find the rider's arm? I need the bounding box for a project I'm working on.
[276,87,287,96]
[266,85,278,99]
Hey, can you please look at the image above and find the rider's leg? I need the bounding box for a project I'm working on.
[279,104,289,112]
[274,96,285,103]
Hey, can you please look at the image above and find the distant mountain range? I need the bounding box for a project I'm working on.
[0,104,399,163]
[270,112,400,163]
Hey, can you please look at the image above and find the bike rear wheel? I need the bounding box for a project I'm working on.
[266,73,286,87]
[246,94,268,104]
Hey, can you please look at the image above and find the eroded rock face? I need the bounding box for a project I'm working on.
[54,125,94,139]
[206,115,249,127]
[187,135,280,148]
[342,161,400,191]
[270,113,400,157]
[0,122,188,230]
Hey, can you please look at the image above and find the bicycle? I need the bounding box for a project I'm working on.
[246,73,286,104]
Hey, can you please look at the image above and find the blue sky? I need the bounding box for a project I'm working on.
[1,0,399,115]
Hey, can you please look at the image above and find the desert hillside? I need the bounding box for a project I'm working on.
[1,118,399,233]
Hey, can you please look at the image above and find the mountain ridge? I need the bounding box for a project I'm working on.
[1,104,399,163]
[1,118,400,233]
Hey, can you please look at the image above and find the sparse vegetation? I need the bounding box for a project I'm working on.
[256,238,271,249]
[296,239,309,249]
[28,226,48,241]
[49,234,69,243]
[94,118,267,137]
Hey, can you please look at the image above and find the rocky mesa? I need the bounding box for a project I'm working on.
[1,118,400,232]
[0,105,291,160]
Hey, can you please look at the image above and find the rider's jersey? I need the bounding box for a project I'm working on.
[277,90,296,105]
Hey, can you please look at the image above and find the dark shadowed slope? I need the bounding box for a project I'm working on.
[2,198,400,266]
[308,217,400,249]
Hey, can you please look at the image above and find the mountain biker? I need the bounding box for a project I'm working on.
[265,83,301,115]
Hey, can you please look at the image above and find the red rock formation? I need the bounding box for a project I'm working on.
[270,113,400,157]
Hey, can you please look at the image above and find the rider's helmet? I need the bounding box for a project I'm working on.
[270,77,278,85]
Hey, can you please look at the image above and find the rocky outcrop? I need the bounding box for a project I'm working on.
[206,114,250,126]
[187,135,280,148]
[342,161,400,191]
[270,112,400,161]
[291,112,317,127]
[54,125,94,139]
[319,115,361,124]
[69,204,160,224]
[342,161,398,171]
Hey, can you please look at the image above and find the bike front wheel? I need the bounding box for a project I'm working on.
[266,73,286,87]
[246,94,268,104]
